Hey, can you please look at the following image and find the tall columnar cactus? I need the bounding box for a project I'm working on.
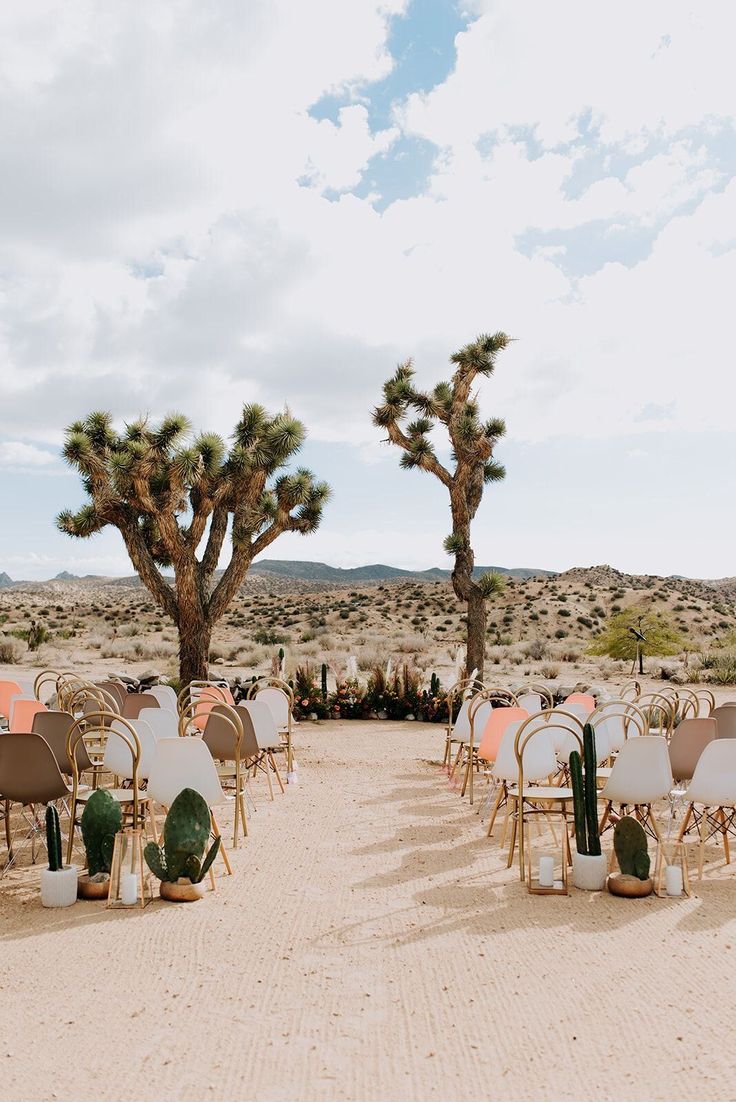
[45,805,63,871]
[81,789,122,876]
[321,663,328,701]
[430,672,440,697]
[614,816,650,880]
[144,788,221,884]
[569,722,601,857]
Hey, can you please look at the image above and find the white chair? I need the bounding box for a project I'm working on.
[147,738,233,878]
[599,736,673,843]
[512,715,580,878]
[237,701,285,798]
[546,708,585,767]
[459,697,494,803]
[517,693,542,715]
[448,698,473,777]
[105,717,157,781]
[677,740,736,877]
[148,684,178,713]
[487,718,570,862]
[253,686,290,732]
[138,706,179,740]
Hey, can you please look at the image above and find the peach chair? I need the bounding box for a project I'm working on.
[9,698,48,733]
[191,685,234,732]
[477,707,529,767]
[564,693,595,714]
[0,680,22,725]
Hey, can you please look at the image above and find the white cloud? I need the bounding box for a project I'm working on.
[0,1,735,576]
[0,441,58,469]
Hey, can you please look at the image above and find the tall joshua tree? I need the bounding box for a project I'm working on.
[374,333,511,681]
[58,407,330,685]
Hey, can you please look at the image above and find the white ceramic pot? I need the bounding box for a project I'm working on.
[572,852,608,891]
[40,866,79,908]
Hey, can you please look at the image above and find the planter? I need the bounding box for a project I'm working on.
[160,878,206,903]
[40,866,78,908]
[572,852,608,891]
[77,873,110,901]
[607,874,653,898]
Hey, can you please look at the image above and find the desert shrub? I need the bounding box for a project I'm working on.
[0,637,23,663]
[523,640,547,661]
[539,663,560,679]
[253,628,291,646]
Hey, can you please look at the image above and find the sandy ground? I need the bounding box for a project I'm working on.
[2,719,736,1102]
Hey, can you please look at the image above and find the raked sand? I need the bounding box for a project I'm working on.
[2,719,735,1101]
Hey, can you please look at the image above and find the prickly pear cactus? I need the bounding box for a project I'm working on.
[144,788,220,884]
[81,789,122,876]
[613,816,650,880]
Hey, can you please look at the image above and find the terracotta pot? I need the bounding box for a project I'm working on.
[77,874,110,901]
[160,878,205,903]
[572,852,608,891]
[40,866,78,908]
[607,874,653,898]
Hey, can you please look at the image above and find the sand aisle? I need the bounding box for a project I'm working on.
[2,720,735,1101]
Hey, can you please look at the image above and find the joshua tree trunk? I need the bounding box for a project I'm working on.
[451,537,486,682]
[175,562,212,685]
[178,615,212,685]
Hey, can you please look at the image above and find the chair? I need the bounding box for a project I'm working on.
[121,693,160,720]
[562,694,595,716]
[599,737,673,843]
[509,715,581,877]
[694,689,715,717]
[65,712,148,864]
[105,717,158,782]
[0,680,22,726]
[95,681,127,713]
[248,678,296,773]
[147,684,178,713]
[138,706,178,740]
[0,733,71,873]
[9,698,48,733]
[669,718,717,784]
[32,710,92,776]
[147,738,233,878]
[712,707,736,740]
[477,707,530,767]
[237,701,286,799]
[201,704,250,847]
[619,680,641,702]
[677,740,736,877]
[442,678,482,771]
[588,700,648,756]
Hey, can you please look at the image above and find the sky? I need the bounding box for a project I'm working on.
[0,1,735,581]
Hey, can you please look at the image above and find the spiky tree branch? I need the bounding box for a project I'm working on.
[58,406,330,683]
[373,333,511,679]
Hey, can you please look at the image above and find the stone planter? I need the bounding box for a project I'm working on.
[160,878,206,903]
[572,852,608,891]
[40,866,78,908]
[607,874,653,898]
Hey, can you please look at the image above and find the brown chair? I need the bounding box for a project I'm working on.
[201,704,250,847]
[713,706,736,740]
[122,693,160,720]
[669,718,717,784]
[95,681,127,713]
[0,733,71,872]
[32,710,92,776]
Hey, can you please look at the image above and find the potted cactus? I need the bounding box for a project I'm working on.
[144,788,221,902]
[569,723,608,890]
[608,816,653,897]
[39,805,78,908]
[78,789,123,899]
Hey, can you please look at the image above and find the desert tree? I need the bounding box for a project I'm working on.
[588,608,684,674]
[374,333,511,681]
[58,408,330,685]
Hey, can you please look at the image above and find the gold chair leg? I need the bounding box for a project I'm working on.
[211,811,232,875]
[486,784,505,838]
[269,753,285,794]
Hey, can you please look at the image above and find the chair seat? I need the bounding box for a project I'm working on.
[510,785,574,801]
[76,788,149,803]
[596,767,613,780]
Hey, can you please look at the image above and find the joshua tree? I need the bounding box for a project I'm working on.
[58,408,330,685]
[374,333,511,681]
